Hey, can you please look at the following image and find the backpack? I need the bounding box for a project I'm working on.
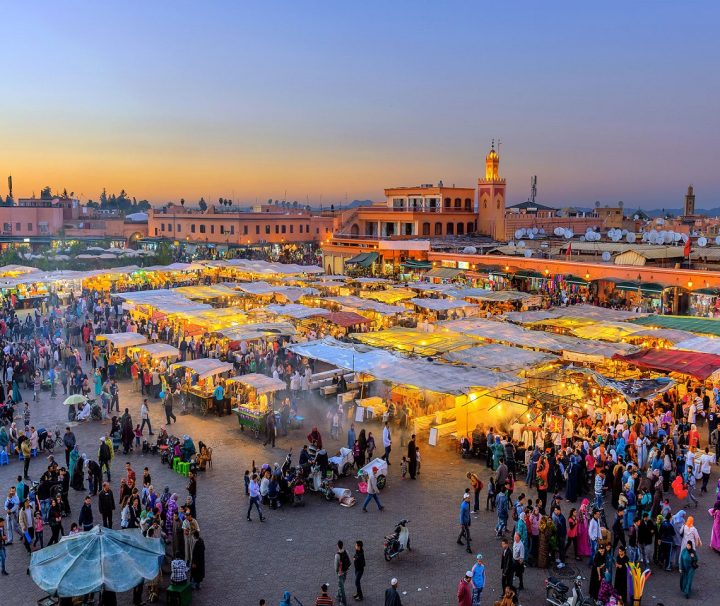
[339,550,351,573]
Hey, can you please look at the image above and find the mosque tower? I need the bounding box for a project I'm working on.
[477,140,507,241]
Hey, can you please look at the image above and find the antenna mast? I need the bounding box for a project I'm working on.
[530,176,537,204]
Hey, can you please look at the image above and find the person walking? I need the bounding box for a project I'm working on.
[247,473,265,522]
[334,540,351,606]
[679,540,699,599]
[164,390,177,426]
[361,467,384,512]
[63,427,76,467]
[407,434,417,479]
[384,578,402,606]
[457,492,473,554]
[467,471,483,513]
[0,517,8,575]
[140,399,153,436]
[98,437,112,482]
[3,487,20,545]
[98,482,115,528]
[353,540,365,601]
[457,571,473,606]
[79,495,94,532]
[471,553,485,606]
[382,422,392,464]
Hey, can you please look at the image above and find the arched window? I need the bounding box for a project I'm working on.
[457,222,464,235]
[444,197,451,208]
[350,224,359,236]
[422,222,430,236]
[434,222,442,235]
[466,221,474,234]
[454,198,461,208]
[464,198,472,210]
[446,222,454,235]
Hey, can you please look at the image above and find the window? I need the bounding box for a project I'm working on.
[306,224,310,233]
[422,222,430,236]
[457,222,464,235]
[316,228,319,234]
[243,225,248,235]
[444,198,451,208]
[168,223,173,231]
[15,223,20,231]
[210,225,215,234]
[275,225,279,234]
[281,225,286,234]
[2,223,10,233]
[38,222,49,235]
[230,226,235,235]
[465,198,472,211]
[199,225,206,234]
[265,225,270,234]
[161,224,165,232]
[325,227,329,233]
[298,225,302,234]
[191,224,196,233]
[256,225,260,234]
[290,225,294,233]
[446,222,454,235]
[220,225,224,234]
[467,221,474,234]
[454,198,461,208]
[434,222,442,235]
[177,224,181,233]
[27,223,33,231]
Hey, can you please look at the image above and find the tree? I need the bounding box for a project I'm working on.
[180,198,185,207]
[5,195,13,206]
[40,186,53,199]
[198,197,207,212]
[136,200,151,212]
[62,188,68,198]
[99,188,108,208]
[155,241,173,264]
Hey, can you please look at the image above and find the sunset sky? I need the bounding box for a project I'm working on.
[2,2,718,209]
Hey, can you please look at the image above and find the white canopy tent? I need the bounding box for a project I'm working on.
[253,304,331,320]
[226,373,287,394]
[134,343,180,359]
[673,336,720,355]
[325,296,408,316]
[409,298,474,312]
[444,344,558,372]
[172,358,234,379]
[97,333,148,348]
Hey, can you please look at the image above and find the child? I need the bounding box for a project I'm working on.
[134,424,142,448]
[33,511,44,549]
[400,456,408,479]
[244,469,250,495]
[487,477,496,511]
[415,446,421,475]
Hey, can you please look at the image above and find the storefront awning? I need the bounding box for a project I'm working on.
[325,311,372,327]
[514,269,544,280]
[97,333,148,348]
[401,260,432,270]
[134,343,180,359]
[344,252,379,267]
[628,315,720,338]
[226,373,287,394]
[614,348,720,380]
[564,275,589,286]
[172,358,234,379]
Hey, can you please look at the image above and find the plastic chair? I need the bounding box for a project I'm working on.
[0,450,8,465]
[31,448,38,458]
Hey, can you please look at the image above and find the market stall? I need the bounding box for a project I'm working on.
[172,358,235,414]
[229,373,288,437]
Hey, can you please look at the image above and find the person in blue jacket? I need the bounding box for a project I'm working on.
[458,492,472,554]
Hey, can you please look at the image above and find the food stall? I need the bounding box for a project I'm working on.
[96,332,149,377]
[172,358,235,414]
[229,373,288,437]
[129,343,180,365]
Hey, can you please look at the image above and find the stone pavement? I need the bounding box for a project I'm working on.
[1,377,719,605]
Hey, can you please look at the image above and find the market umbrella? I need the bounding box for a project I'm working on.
[63,395,87,406]
[30,526,165,597]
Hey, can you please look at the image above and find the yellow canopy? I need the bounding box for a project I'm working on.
[358,288,416,305]
[351,327,476,357]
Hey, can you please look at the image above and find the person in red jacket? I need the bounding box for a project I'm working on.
[456,571,472,606]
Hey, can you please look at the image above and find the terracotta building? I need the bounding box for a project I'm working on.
[148,204,337,245]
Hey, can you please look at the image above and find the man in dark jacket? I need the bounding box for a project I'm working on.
[63,428,76,467]
[98,438,112,482]
[500,538,513,591]
[98,483,115,528]
[79,495,94,531]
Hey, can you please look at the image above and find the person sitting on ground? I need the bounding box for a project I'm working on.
[76,401,92,422]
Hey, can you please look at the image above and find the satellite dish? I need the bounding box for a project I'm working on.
[657,218,665,225]
[626,233,636,243]
[462,246,477,254]
[633,214,640,220]
[621,229,628,236]
[715,236,720,246]
[524,250,533,258]
[698,237,707,248]
[602,251,611,262]
[554,227,565,237]
[611,231,621,242]
[673,232,682,242]
[663,231,674,244]
[681,233,689,243]
[564,229,573,239]
[517,240,526,248]
[648,231,658,244]
[528,232,535,240]
[531,227,539,235]
[586,227,594,234]
[539,228,546,235]
[514,229,524,240]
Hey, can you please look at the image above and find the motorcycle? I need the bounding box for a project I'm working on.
[383,519,411,561]
[545,576,598,606]
[305,464,334,501]
[281,448,293,476]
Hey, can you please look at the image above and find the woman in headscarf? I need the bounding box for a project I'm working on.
[709,501,720,553]
[671,510,687,570]
[613,544,629,605]
[679,540,699,599]
[69,445,80,478]
[682,515,702,550]
[93,368,103,397]
[0,424,9,454]
[492,436,504,471]
[71,453,86,491]
[516,510,529,558]
[577,498,591,558]
[165,493,179,536]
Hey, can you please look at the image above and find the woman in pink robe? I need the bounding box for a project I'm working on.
[709,502,720,553]
[577,497,591,557]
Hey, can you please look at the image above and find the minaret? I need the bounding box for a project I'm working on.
[684,185,695,216]
[477,140,507,240]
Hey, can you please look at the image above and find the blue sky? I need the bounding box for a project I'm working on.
[1,2,718,209]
